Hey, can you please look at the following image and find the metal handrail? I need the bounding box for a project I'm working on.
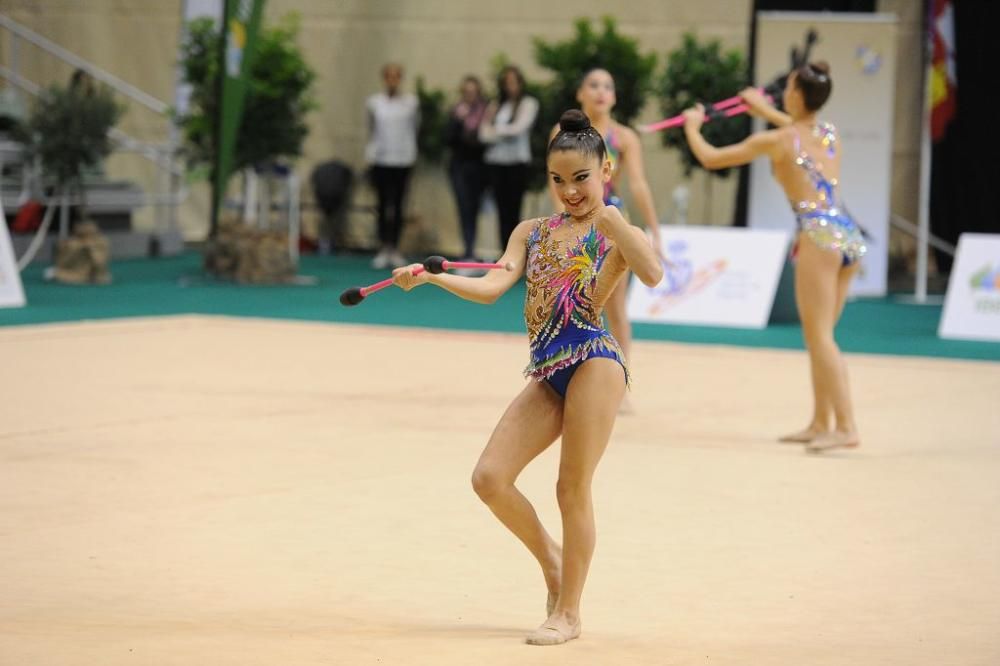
[0,64,184,178]
[0,13,192,228]
[0,13,169,114]
[890,214,956,257]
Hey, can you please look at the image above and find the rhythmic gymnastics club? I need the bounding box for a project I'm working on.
[339,256,514,306]
[640,90,772,133]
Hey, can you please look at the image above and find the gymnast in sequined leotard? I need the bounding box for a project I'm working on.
[522,211,630,397]
[602,125,623,208]
[681,61,863,454]
[790,122,867,266]
[548,68,665,411]
[391,109,663,646]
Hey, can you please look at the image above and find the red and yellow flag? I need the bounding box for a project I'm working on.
[929,0,956,141]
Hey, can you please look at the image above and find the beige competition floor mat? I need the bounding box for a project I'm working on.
[1,316,998,665]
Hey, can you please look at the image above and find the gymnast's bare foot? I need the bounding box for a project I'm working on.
[806,430,860,453]
[778,425,827,443]
[525,610,581,646]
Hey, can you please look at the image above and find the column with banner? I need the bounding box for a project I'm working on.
[211,0,265,235]
[748,12,897,297]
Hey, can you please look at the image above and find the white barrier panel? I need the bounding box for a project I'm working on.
[627,225,790,329]
[939,233,1000,342]
[0,199,26,309]
[750,12,897,297]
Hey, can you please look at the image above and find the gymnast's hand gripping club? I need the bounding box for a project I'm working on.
[339,256,514,306]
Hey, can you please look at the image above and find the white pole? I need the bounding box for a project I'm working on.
[59,191,70,239]
[916,112,931,303]
[242,169,257,225]
[288,171,300,264]
[915,7,932,304]
[257,172,268,230]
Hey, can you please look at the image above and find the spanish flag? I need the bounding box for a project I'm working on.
[929,0,956,141]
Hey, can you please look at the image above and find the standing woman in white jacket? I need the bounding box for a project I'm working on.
[480,65,540,250]
[366,63,420,269]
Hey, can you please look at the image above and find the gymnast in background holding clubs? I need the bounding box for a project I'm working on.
[683,62,866,453]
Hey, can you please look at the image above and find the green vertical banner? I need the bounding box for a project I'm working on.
[213,0,265,227]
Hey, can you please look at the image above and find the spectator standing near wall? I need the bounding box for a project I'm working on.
[479,65,538,251]
[366,63,420,269]
[445,75,490,264]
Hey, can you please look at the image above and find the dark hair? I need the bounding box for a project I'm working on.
[460,75,483,96]
[381,63,403,78]
[576,67,615,92]
[496,65,527,124]
[497,65,526,104]
[547,109,606,163]
[69,68,95,96]
[793,61,832,112]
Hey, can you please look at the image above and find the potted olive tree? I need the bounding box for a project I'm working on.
[17,77,123,283]
[657,33,748,224]
[176,14,317,283]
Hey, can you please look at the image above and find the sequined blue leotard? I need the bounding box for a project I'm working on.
[523,213,629,397]
[603,127,623,209]
[791,123,867,266]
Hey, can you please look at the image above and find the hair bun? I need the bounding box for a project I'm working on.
[559,109,591,132]
[809,61,831,76]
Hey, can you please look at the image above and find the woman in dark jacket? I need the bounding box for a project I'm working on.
[445,75,489,261]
